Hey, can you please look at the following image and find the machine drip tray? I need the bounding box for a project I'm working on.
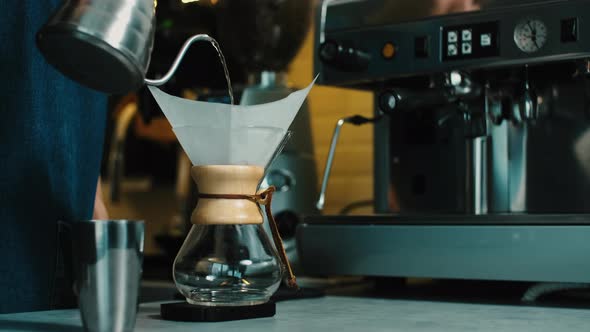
[296,214,590,283]
[300,214,590,226]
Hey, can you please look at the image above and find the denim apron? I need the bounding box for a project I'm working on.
[0,0,107,313]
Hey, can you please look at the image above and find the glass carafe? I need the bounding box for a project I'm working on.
[174,224,282,306]
[172,165,284,306]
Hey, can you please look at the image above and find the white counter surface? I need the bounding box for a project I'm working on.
[0,296,588,332]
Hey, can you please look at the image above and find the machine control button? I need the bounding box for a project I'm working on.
[448,31,458,42]
[442,21,499,61]
[448,43,458,56]
[462,29,472,41]
[414,36,429,58]
[480,33,492,47]
[382,42,396,59]
[561,17,578,42]
[462,42,472,54]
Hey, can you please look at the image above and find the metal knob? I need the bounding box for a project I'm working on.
[519,86,538,122]
[378,90,400,114]
[377,88,451,112]
[318,41,370,71]
[513,67,538,124]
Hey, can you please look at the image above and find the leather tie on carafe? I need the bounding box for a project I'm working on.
[198,186,298,289]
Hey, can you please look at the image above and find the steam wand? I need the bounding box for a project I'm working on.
[316,114,382,211]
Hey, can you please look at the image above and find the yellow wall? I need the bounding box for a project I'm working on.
[287,25,375,215]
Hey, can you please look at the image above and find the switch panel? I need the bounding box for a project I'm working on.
[561,17,578,42]
[415,36,429,58]
[442,21,500,61]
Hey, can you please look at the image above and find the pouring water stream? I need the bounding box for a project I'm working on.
[145,34,234,105]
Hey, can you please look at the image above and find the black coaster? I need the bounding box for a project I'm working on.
[160,301,276,322]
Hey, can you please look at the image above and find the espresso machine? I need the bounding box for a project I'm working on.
[297,0,590,285]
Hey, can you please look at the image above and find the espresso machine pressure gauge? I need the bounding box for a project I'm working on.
[514,19,548,53]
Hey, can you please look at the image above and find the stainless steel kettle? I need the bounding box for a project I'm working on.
[36,0,214,94]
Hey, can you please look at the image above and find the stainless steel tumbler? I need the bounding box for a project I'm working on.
[72,220,145,332]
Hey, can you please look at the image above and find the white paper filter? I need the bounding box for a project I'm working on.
[172,126,286,166]
[148,77,316,167]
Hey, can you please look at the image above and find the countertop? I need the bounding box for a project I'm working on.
[0,296,588,332]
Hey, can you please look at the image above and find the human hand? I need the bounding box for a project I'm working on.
[93,177,109,220]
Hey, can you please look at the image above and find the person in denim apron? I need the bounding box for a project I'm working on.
[0,1,108,313]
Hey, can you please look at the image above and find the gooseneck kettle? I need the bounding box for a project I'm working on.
[36,0,215,94]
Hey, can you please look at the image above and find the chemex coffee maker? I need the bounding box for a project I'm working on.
[298,0,590,287]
